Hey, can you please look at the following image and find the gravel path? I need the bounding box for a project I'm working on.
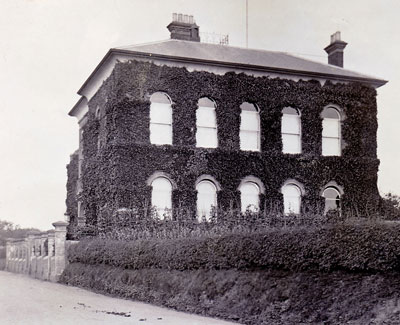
[0,271,238,325]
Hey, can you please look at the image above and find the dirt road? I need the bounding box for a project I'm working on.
[0,271,238,325]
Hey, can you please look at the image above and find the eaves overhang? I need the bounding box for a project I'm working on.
[75,47,387,106]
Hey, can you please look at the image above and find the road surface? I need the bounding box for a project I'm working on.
[0,271,238,325]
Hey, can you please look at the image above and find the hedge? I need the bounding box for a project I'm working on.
[67,221,400,273]
[60,264,400,325]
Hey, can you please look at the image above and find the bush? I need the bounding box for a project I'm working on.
[74,205,333,241]
[60,263,400,325]
[381,192,400,220]
[67,220,400,273]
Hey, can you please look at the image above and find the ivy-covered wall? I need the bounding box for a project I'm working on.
[65,151,79,237]
[69,60,380,231]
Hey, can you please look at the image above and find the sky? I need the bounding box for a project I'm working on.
[0,0,399,230]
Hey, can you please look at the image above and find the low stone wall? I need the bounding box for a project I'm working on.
[5,221,76,282]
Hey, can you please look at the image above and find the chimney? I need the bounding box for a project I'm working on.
[324,31,348,68]
[167,13,200,42]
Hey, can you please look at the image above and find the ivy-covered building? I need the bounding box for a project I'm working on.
[66,14,386,234]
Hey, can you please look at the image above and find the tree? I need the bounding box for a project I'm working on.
[381,193,400,220]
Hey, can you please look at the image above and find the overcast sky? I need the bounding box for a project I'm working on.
[0,0,399,230]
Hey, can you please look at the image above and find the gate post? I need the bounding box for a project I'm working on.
[52,221,68,282]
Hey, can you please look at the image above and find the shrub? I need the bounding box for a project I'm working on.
[381,192,400,220]
[68,220,400,273]
[60,263,400,325]
[75,204,332,241]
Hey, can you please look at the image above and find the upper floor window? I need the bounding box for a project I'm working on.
[196,98,217,148]
[150,92,172,145]
[321,106,341,156]
[282,182,302,215]
[322,186,341,215]
[151,176,172,219]
[239,181,260,212]
[240,102,260,151]
[281,107,301,154]
[196,179,217,220]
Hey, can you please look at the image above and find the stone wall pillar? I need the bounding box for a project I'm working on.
[27,231,39,276]
[5,239,11,271]
[52,221,68,282]
[47,230,55,281]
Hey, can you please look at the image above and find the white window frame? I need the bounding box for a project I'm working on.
[151,176,173,219]
[240,102,260,151]
[196,98,218,148]
[281,107,301,154]
[196,178,219,221]
[149,92,173,145]
[281,182,303,215]
[322,185,342,215]
[239,181,261,212]
[321,106,341,156]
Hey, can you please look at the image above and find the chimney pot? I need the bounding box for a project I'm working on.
[324,31,347,68]
[167,13,200,42]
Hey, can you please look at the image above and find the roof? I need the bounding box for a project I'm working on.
[113,39,386,87]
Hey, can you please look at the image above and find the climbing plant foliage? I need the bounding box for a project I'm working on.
[66,60,380,230]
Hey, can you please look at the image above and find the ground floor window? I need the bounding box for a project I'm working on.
[239,182,260,212]
[196,180,217,221]
[282,183,302,215]
[322,186,341,214]
[151,177,172,219]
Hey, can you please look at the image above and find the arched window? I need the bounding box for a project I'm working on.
[196,98,217,148]
[239,182,260,212]
[281,107,301,154]
[322,187,341,214]
[282,183,302,215]
[196,180,217,220]
[321,106,341,156]
[150,92,172,145]
[151,177,172,219]
[240,102,260,151]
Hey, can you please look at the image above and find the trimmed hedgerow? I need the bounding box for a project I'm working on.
[67,221,400,273]
[68,59,381,236]
[60,264,400,325]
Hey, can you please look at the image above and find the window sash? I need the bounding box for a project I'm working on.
[152,181,172,220]
[240,183,260,212]
[282,115,300,134]
[150,124,172,145]
[196,126,218,148]
[197,193,217,220]
[240,130,260,151]
[322,118,340,137]
[282,134,301,154]
[324,198,340,214]
[284,195,301,215]
[197,106,216,128]
[150,103,172,124]
[240,111,259,131]
[322,137,340,156]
